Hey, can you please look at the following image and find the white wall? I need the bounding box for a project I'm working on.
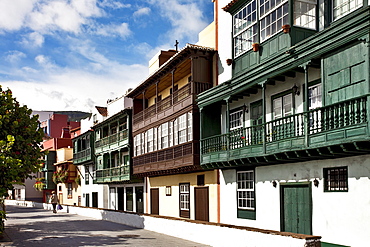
[80,164,109,208]
[220,155,370,247]
[217,0,233,85]
[5,199,316,247]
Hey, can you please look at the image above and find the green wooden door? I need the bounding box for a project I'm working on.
[281,184,312,235]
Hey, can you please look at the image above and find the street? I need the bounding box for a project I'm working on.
[0,205,210,247]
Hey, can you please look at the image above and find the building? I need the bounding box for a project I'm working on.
[198,0,369,246]
[126,32,218,221]
[73,106,108,208]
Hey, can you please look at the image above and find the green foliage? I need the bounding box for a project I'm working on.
[33,181,46,191]
[0,198,5,234]
[0,86,45,198]
[74,175,81,185]
[52,170,68,184]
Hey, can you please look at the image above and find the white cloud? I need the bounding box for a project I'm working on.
[35,55,57,70]
[98,0,131,9]
[0,61,147,112]
[133,7,151,18]
[21,32,45,47]
[148,0,210,44]
[4,51,27,64]
[0,0,37,31]
[92,22,132,39]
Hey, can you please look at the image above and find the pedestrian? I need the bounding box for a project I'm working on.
[49,191,59,213]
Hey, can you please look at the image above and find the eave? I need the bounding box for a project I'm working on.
[126,44,215,99]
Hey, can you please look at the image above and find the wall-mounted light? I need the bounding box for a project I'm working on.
[226,58,233,66]
[292,84,300,96]
[272,180,277,188]
[313,178,319,187]
[243,104,249,113]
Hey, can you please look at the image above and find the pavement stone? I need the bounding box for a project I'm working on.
[0,205,211,247]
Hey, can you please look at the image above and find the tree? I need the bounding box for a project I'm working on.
[0,86,45,198]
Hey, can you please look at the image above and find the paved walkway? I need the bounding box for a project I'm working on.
[0,205,210,247]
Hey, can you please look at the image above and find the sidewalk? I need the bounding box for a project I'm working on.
[0,205,210,247]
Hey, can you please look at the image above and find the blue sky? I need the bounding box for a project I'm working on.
[0,0,214,112]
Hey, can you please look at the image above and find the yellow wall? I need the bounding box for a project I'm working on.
[148,170,219,222]
[58,181,82,206]
[147,73,191,107]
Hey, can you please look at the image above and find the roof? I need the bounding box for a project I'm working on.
[126,43,215,98]
[222,0,240,12]
[95,106,108,117]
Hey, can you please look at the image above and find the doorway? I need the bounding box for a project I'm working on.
[195,187,209,221]
[150,188,159,215]
[281,183,312,235]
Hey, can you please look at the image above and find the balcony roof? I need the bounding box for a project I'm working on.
[126,43,215,99]
[222,0,241,12]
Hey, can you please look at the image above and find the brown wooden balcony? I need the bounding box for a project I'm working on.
[201,96,370,168]
[132,82,211,132]
[133,142,201,176]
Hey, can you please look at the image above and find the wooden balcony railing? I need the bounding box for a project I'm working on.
[133,142,198,167]
[73,148,91,160]
[95,129,128,148]
[95,165,130,179]
[133,82,211,125]
[202,96,368,154]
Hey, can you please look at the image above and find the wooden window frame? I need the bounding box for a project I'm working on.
[324,166,348,192]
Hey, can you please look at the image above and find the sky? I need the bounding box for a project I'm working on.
[0,0,214,113]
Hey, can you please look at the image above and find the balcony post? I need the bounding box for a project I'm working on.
[225,96,231,153]
[142,90,146,122]
[171,69,175,106]
[261,81,267,154]
[155,81,158,114]
[302,63,310,147]
[200,107,203,154]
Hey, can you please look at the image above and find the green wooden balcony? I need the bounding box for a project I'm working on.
[95,165,130,183]
[201,96,370,168]
[95,129,128,153]
[73,148,92,164]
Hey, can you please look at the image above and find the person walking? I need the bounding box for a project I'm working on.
[49,191,59,213]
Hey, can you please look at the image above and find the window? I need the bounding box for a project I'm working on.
[187,112,192,142]
[237,171,255,210]
[309,83,322,133]
[230,108,244,130]
[333,0,363,20]
[146,128,154,153]
[260,0,289,41]
[160,123,168,149]
[308,83,322,109]
[324,167,348,191]
[179,183,190,211]
[294,0,317,29]
[197,175,205,186]
[233,0,258,56]
[166,186,172,196]
[273,93,292,119]
[85,168,90,185]
[67,183,73,199]
[178,114,187,144]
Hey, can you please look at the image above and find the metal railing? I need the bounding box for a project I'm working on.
[202,96,367,154]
